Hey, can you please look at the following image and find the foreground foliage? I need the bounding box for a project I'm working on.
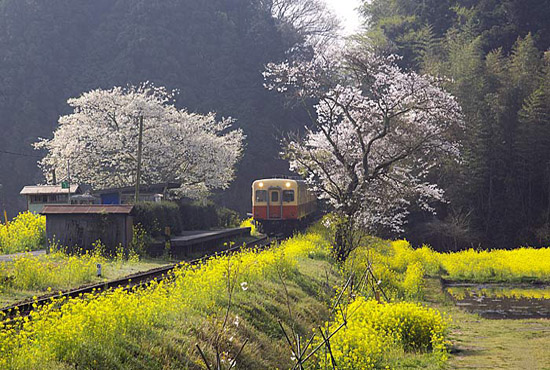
[315,299,449,369]
[4,216,545,368]
[0,225,452,369]
[0,230,330,369]
[0,212,46,254]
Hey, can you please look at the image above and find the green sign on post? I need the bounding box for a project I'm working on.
[61,181,69,189]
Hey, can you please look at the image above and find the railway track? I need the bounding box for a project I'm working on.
[1,234,277,319]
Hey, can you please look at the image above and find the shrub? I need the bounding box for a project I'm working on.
[133,200,243,238]
[178,201,218,229]
[240,217,258,236]
[314,298,450,369]
[130,224,151,257]
[216,207,241,228]
[0,212,46,254]
[132,201,183,237]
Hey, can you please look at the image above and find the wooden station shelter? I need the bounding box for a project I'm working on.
[41,204,134,251]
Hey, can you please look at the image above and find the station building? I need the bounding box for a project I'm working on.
[19,184,85,213]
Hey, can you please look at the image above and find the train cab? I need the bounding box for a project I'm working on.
[252,178,316,234]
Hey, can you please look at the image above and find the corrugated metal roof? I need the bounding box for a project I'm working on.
[20,185,80,195]
[41,205,134,214]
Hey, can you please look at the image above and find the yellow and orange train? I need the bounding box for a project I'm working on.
[251,178,317,234]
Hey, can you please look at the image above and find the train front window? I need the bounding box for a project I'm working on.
[271,191,279,202]
[283,190,295,202]
[255,190,267,202]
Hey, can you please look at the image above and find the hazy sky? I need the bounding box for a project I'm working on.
[323,0,363,36]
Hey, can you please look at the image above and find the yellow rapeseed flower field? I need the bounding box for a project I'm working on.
[6,217,547,368]
[0,231,331,369]
[314,298,449,369]
[438,247,550,282]
[350,238,550,293]
[0,249,105,292]
[0,212,46,254]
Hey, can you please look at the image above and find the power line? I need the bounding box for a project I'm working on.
[0,149,42,158]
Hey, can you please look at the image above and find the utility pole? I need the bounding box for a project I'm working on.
[135,115,144,203]
[0,184,5,225]
[67,159,71,204]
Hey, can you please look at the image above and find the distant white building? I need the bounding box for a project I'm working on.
[20,184,82,213]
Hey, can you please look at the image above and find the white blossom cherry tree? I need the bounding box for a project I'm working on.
[265,47,464,260]
[35,83,244,199]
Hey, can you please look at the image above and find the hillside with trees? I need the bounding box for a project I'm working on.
[0,0,330,216]
[1,0,550,250]
[360,0,550,249]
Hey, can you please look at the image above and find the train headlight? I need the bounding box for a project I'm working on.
[285,182,291,188]
[258,182,264,188]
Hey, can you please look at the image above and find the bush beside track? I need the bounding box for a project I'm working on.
[133,201,241,238]
[0,212,46,254]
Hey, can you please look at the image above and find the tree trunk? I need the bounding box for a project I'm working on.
[333,213,355,262]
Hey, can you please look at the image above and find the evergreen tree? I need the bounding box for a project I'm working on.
[361,0,550,248]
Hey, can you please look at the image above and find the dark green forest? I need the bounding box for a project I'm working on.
[0,0,307,217]
[1,0,550,249]
[360,0,550,248]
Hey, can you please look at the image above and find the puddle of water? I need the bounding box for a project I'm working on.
[445,284,550,319]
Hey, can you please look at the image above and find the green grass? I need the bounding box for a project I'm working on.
[384,347,449,370]
[423,278,550,370]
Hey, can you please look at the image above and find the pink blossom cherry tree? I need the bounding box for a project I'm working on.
[265,47,464,260]
[35,83,244,199]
